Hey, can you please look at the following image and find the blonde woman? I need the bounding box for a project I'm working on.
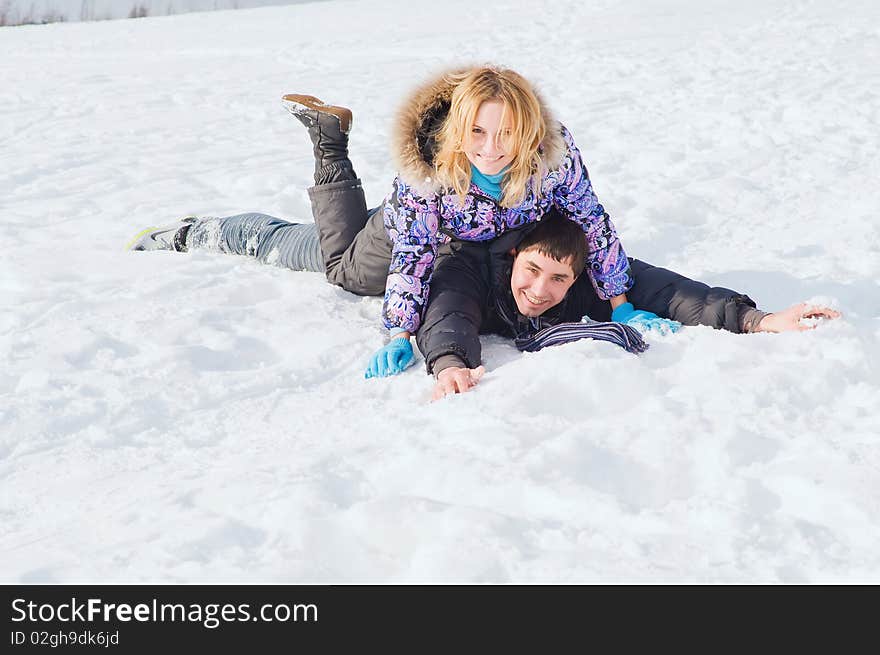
[374,65,651,375]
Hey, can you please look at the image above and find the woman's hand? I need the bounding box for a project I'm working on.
[755,303,841,333]
[431,366,486,401]
[364,335,414,378]
[611,302,682,335]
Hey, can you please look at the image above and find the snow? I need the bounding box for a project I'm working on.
[0,1,321,25]
[1,0,879,583]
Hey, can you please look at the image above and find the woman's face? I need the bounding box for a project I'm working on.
[465,99,515,176]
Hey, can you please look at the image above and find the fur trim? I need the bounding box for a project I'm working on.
[390,66,566,195]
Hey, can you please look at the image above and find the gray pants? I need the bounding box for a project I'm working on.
[186,212,324,273]
[185,179,393,296]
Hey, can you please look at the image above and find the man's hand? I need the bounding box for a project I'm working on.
[431,366,486,401]
[755,303,841,333]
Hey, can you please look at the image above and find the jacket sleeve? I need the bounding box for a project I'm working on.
[381,177,441,333]
[414,243,490,375]
[548,125,634,300]
[626,258,765,333]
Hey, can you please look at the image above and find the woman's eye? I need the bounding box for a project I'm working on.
[472,127,482,134]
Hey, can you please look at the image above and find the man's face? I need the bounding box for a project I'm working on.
[510,248,578,317]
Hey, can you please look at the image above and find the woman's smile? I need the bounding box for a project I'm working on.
[466,99,514,175]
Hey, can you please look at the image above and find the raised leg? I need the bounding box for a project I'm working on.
[283,92,392,295]
[282,94,356,185]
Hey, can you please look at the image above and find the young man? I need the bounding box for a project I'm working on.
[412,213,839,399]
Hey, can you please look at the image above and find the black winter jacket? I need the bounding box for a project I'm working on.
[416,226,760,375]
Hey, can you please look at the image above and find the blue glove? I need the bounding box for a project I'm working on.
[364,337,414,378]
[611,302,682,335]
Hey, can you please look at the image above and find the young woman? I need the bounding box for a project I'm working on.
[376,66,640,375]
[128,65,839,385]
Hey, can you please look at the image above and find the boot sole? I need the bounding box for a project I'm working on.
[281,93,352,135]
[125,226,159,251]
[124,216,197,251]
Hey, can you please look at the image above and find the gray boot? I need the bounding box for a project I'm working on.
[282,94,355,184]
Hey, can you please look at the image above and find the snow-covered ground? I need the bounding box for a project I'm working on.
[1,0,879,583]
[0,0,320,26]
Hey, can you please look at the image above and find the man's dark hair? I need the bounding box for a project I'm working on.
[515,213,587,277]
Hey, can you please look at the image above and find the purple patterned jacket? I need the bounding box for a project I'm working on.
[381,125,633,333]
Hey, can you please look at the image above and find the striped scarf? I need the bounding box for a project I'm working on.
[492,278,648,355]
[514,318,649,355]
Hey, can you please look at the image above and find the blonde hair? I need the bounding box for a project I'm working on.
[432,66,547,208]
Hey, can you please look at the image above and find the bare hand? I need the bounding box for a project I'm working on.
[756,303,841,333]
[431,366,486,401]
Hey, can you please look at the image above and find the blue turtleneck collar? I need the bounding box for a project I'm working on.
[470,164,509,200]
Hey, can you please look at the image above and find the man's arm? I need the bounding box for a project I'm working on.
[414,246,490,381]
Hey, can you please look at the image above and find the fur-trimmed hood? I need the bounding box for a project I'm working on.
[390,66,566,194]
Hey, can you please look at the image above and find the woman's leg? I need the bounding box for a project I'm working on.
[129,96,393,293]
[284,94,393,296]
